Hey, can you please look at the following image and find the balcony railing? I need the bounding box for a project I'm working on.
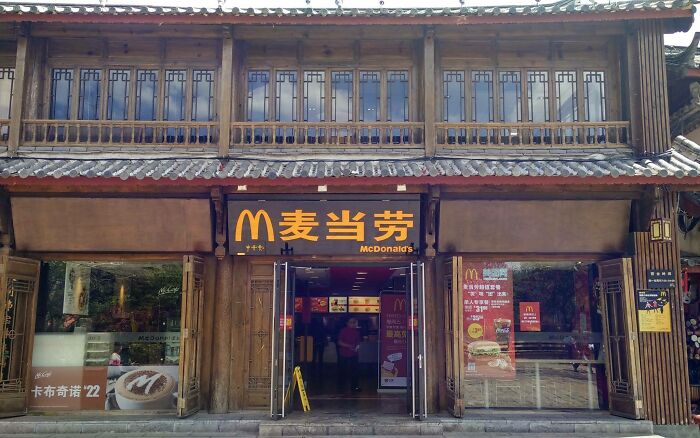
[435,121,630,148]
[230,122,424,147]
[0,119,8,147]
[21,120,220,148]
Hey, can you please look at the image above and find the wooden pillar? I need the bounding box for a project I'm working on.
[8,25,30,156]
[423,28,436,157]
[625,19,691,425]
[210,255,233,413]
[218,26,234,158]
[198,255,218,411]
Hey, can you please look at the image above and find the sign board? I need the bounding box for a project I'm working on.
[637,289,671,332]
[519,302,541,332]
[329,297,347,313]
[349,296,380,313]
[462,262,515,379]
[647,269,675,289]
[228,197,420,256]
[29,367,106,410]
[379,294,407,388]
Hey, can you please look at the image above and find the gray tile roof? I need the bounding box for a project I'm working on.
[0,0,692,20]
[3,137,700,182]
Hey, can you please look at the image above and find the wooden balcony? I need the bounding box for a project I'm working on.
[21,120,220,148]
[435,121,630,148]
[230,122,424,148]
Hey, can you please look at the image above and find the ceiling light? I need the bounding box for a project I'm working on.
[357,271,368,275]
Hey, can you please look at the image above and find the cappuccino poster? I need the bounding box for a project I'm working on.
[29,366,106,410]
[106,365,180,410]
[378,294,408,388]
[462,262,515,379]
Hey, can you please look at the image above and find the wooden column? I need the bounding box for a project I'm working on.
[8,26,30,156]
[210,255,233,413]
[423,28,436,157]
[218,26,234,157]
[625,20,691,425]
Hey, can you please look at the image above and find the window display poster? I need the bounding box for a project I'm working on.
[519,301,541,332]
[310,297,328,313]
[63,262,90,316]
[379,294,407,388]
[106,365,179,410]
[329,296,348,313]
[463,262,515,379]
[637,289,671,332]
[29,366,106,410]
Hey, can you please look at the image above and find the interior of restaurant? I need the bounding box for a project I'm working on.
[291,264,410,413]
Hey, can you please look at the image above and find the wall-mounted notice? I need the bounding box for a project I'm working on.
[519,302,541,332]
[637,289,671,332]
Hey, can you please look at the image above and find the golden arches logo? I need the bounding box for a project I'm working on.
[525,305,534,313]
[234,209,275,242]
[393,298,406,312]
[465,269,479,281]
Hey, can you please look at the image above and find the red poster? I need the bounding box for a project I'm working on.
[463,262,515,379]
[29,366,107,410]
[379,294,407,388]
[310,297,328,313]
[519,301,541,332]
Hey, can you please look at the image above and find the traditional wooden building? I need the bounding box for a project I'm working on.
[0,0,697,427]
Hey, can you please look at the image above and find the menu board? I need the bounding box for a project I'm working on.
[349,296,380,313]
[310,297,328,313]
[329,296,348,313]
[463,262,515,379]
[379,294,407,388]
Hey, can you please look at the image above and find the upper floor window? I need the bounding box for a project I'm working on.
[50,69,73,120]
[135,69,159,121]
[107,69,130,121]
[0,67,14,140]
[78,69,101,120]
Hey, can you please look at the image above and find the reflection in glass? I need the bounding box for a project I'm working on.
[107,69,130,121]
[304,71,325,143]
[555,71,578,143]
[471,70,493,143]
[387,70,409,143]
[135,70,158,142]
[78,69,101,120]
[275,70,297,144]
[191,70,214,142]
[499,71,521,144]
[246,70,270,144]
[443,70,465,144]
[527,71,550,144]
[164,70,186,142]
[332,71,352,142]
[359,71,380,144]
[0,68,15,140]
[584,71,607,143]
[50,68,73,120]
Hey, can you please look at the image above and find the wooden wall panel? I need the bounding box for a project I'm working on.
[244,260,274,409]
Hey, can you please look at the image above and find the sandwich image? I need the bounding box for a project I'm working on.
[467,340,501,358]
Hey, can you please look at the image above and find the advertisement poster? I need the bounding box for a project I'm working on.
[349,296,380,313]
[63,263,91,316]
[519,302,541,332]
[329,296,348,313]
[379,294,407,388]
[637,289,671,332]
[463,262,515,379]
[310,297,328,313]
[29,366,106,410]
[106,365,180,410]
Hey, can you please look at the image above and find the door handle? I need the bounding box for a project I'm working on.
[418,354,423,369]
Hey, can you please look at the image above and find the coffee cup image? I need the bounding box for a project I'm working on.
[114,367,177,410]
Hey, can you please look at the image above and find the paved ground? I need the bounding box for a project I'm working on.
[0,434,667,438]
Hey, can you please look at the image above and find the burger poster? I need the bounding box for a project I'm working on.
[462,262,516,379]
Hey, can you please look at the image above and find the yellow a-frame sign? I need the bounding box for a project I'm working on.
[284,366,311,412]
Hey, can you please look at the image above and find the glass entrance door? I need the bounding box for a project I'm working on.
[408,261,427,419]
[270,261,295,419]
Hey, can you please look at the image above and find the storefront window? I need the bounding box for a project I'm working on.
[30,261,182,411]
[462,261,607,410]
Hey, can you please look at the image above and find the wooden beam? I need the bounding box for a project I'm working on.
[8,25,29,156]
[423,28,436,157]
[219,27,234,157]
[210,255,233,413]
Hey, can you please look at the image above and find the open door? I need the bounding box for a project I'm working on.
[443,257,463,417]
[597,258,644,419]
[177,255,205,418]
[0,256,40,418]
[408,261,427,419]
[270,261,295,419]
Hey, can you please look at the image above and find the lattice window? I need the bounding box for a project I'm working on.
[331,71,352,123]
[303,71,325,122]
[275,71,297,122]
[191,70,215,122]
[164,70,187,122]
[135,69,158,121]
[387,70,409,122]
[499,71,521,123]
[247,70,269,122]
[50,68,73,120]
[107,69,130,121]
[471,70,493,123]
[555,70,578,122]
[0,277,34,389]
[584,71,607,122]
[0,67,15,120]
[527,71,550,123]
[78,69,101,120]
[359,71,380,122]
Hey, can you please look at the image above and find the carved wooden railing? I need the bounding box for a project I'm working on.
[435,121,630,148]
[0,119,9,147]
[230,122,424,147]
[21,120,219,148]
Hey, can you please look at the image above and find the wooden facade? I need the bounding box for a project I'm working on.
[0,2,696,426]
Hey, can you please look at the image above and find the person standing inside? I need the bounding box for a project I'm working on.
[337,317,361,392]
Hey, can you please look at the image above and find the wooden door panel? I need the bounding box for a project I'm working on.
[0,256,40,418]
[246,262,274,409]
[443,257,463,418]
[598,258,643,419]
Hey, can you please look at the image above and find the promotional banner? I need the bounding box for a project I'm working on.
[379,294,407,388]
[637,289,671,332]
[29,366,106,410]
[106,365,179,410]
[519,302,541,332]
[463,262,515,378]
[63,263,91,315]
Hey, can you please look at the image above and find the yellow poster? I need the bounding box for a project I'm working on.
[637,289,671,332]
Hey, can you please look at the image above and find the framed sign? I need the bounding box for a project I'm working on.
[647,269,675,289]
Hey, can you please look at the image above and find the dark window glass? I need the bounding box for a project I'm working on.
[0,67,15,120]
[50,68,73,120]
[331,71,352,123]
[78,69,101,120]
[163,70,186,122]
[246,70,269,122]
[275,70,297,122]
[387,70,409,122]
[135,69,158,121]
[471,70,494,123]
[191,70,215,122]
[107,69,130,121]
